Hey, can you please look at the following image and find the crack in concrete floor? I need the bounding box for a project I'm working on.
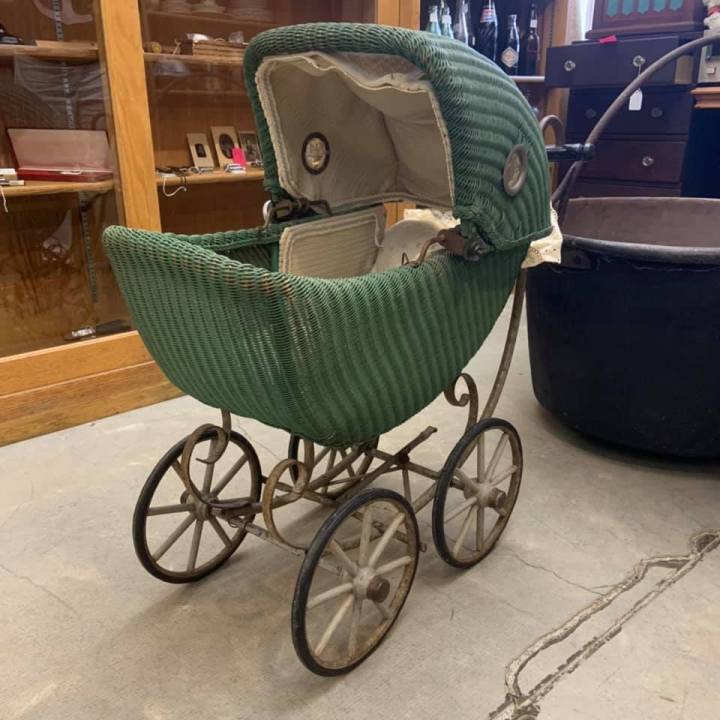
[0,562,79,618]
[500,547,602,596]
[487,529,720,720]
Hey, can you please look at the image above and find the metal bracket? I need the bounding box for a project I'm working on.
[403,229,486,268]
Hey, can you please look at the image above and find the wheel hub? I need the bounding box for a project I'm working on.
[187,494,211,520]
[488,488,507,510]
[353,567,391,603]
[180,489,212,520]
[366,576,391,603]
[472,482,507,510]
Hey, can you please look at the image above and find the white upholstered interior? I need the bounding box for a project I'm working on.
[279,206,385,278]
[374,217,443,272]
[256,52,454,212]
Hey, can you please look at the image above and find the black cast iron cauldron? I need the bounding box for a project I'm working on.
[528,34,720,458]
[527,197,720,458]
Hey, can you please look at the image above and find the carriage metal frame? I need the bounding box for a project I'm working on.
[132,276,526,675]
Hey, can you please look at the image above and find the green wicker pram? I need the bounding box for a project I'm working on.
[103,23,551,448]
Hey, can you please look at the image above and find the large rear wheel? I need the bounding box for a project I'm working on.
[432,418,522,568]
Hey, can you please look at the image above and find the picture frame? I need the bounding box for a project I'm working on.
[238,130,263,167]
[186,132,215,169]
[210,126,241,168]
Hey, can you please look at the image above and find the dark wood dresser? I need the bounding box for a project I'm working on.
[545,34,717,198]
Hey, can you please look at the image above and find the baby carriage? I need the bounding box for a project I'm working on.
[103,23,553,675]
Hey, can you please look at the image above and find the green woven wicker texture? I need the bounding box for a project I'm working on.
[104,221,526,447]
[244,23,551,249]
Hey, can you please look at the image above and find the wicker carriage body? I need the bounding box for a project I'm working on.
[103,23,551,447]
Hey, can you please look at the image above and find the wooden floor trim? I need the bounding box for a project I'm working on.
[0,360,181,446]
[0,331,153,396]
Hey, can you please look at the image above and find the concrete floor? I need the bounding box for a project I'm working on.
[2,303,719,720]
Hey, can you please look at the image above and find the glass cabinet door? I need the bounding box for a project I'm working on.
[138,0,374,235]
[0,0,128,357]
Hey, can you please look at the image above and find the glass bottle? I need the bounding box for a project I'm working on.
[475,0,498,63]
[523,4,540,76]
[454,0,471,45]
[425,5,442,35]
[500,13,520,75]
[440,3,454,38]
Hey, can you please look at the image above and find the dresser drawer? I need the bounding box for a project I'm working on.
[546,36,696,89]
[579,140,687,184]
[567,89,694,138]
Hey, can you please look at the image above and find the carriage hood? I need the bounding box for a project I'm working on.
[244,23,552,250]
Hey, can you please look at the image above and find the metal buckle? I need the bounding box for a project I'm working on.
[263,197,332,227]
[264,198,295,227]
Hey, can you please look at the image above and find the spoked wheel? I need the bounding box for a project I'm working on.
[292,489,419,675]
[432,418,522,569]
[133,429,262,583]
[287,435,377,500]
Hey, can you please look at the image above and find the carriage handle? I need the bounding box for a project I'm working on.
[551,33,719,222]
[542,114,596,164]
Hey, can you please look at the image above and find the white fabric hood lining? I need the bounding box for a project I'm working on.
[256,51,455,212]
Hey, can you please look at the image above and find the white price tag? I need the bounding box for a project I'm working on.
[628,89,643,112]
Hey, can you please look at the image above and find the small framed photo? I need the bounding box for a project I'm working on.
[210,126,241,168]
[238,130,263,167]
[186,132,215,169]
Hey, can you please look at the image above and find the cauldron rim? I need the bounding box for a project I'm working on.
[562,197,720,267]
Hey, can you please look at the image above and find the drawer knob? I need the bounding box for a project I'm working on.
[641,156,655,168]
[564,59,576,72]
[633,55,646,68]
[650,107,664,119]
[584,108,597,119]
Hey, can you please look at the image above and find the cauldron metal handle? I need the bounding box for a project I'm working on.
[550,34,720,221]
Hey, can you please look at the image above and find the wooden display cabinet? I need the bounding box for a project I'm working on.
[0,1,164,445]
[0,0,567,446]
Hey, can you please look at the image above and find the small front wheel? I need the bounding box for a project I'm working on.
[133,429,262,583]
[292,488,419,675]
[432,418,522,568]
